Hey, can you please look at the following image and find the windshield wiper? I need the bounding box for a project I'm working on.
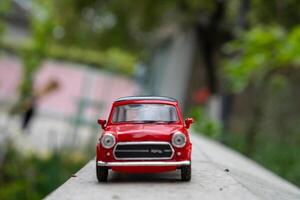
[121,120,176,124]
[138,120,175,124]
[156,121,176,124]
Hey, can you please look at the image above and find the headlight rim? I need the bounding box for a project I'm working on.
[171,131,186,148]
[101,133,116,149]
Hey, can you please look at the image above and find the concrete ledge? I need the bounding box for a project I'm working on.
[46,133,300,200]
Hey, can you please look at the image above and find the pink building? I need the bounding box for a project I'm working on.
[0,56,139,152]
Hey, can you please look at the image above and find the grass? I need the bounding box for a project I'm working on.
[223,132,300,187]
[0,146,89,200]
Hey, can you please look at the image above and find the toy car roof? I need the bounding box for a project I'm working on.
[115,96,177,102]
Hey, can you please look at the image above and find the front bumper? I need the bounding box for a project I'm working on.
[97,160,190,167]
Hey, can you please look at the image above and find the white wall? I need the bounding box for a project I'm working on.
[147,30,197,108]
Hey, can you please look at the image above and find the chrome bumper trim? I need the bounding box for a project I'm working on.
[97,160,190,167]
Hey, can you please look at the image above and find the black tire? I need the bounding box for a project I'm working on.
[181,165,191,181]
[96,166,108,182]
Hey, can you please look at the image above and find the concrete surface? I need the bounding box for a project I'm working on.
[46,133,300,200]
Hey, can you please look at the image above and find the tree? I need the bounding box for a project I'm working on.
[223,25,300,154]
[0,0,11,38]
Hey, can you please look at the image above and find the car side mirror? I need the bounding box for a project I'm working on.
[97,119,107,129]
[185,118,194,129]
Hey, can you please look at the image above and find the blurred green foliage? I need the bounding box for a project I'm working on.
[0,0,11,37]
[224,132,300,186]
[47,0,221,51]
[1,40,137,76]
[223,26,300,92]
[250,0,300,28]
[15,0,54,107]
[221,25,300,186]
[190,106,221,139]
[254,137,300,186]
[0,146,87,200]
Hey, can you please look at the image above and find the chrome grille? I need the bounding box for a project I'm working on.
[113,142,174,160]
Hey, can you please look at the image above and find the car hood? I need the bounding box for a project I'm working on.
[106,124,183,142]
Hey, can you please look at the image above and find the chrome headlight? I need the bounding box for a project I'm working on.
[101,133,116,149]
[171,132,186,148]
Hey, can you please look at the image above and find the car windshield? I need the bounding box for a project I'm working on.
[112,104,179,123]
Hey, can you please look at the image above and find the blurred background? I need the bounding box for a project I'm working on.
[0,0,300,199]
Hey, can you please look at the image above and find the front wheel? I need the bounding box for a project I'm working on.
[181,165,191,181]
[96,165,108,182]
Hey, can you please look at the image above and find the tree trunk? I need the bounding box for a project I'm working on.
[222,0,250,142]
[196,0,225,95]
[244,87,264,156]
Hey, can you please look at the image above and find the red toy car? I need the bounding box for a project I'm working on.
[96,96,193,182]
